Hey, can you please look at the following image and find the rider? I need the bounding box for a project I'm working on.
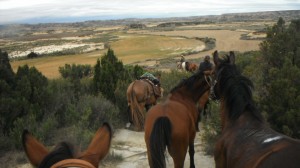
[177,54,186,70]
[199,55,213,73]
[180,54,185,63]
[140,72,160,86]
[197,55,213,131]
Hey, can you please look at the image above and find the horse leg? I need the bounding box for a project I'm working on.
[126,106,132,128]
[172,154,186,168]
[205,101,211,119]
[196,107,202,132]
[127,106,132,122]
[203,101,211,120]
[189,143,195,168]
[169,144,187,168]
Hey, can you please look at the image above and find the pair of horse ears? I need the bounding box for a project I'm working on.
[22,123,112,168]
[213,50,235,66]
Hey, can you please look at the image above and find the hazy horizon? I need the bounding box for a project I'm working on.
[0,0,300,25]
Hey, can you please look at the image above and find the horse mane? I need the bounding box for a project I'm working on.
[217,55,263,121]
[38,142,75,168]
[170,70,204,93]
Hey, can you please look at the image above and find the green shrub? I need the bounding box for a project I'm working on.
[59,64,92,79]
[201,101,221,155]
[160,70,190,95]
[10,112,38,149]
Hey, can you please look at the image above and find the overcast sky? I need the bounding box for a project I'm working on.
[0,0,299,24]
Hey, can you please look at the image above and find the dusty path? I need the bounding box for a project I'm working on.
[104,128,215,168]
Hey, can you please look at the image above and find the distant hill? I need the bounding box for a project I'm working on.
[0,10,299,38]
[155,10,300,27]
[82,10,300,25]
[215,10,300,22]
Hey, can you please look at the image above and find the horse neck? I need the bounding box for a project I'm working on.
[174,84,209,103]
[220,100,229,131]
[198,90,210,109]
[220,99,263,131]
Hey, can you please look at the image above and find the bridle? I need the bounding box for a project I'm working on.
[210,66,225,101]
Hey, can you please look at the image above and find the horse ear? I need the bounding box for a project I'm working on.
[229,51,235,64]
[213,50,220,66]
[79,123,112,167]
[22,130,49,167]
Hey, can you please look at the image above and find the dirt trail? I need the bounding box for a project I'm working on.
[104,128,215,168]
[14,127,214,168]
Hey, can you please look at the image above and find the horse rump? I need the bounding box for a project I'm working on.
[149,117,172,168]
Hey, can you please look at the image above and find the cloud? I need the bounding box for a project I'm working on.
[0,0,299,24]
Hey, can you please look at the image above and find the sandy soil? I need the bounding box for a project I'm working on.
[9,43,104,58]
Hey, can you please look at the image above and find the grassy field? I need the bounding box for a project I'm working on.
[10,33,205,78]
[135,30,262,52]
[11,51,104,78]
[111,34,204,63]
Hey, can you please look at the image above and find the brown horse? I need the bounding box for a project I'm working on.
[127,79,162,131]
[177,61,199,73]
[22,123,112,168]
[144,70,211,168]
[212,50,300,168]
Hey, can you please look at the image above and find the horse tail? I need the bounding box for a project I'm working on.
[150,117,172,168]
[130,81,145,130]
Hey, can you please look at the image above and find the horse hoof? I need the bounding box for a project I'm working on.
[126,122,131,128]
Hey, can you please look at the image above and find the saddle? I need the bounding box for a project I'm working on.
[142,79,162,98]
[51,159,95,168]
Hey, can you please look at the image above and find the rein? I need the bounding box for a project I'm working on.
[204,75,211,87]
[50,159,95,168]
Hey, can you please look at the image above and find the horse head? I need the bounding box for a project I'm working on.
[212,50,300,168]
[212,50,236,100]
[212,50,262,130]
[22,123,112,168]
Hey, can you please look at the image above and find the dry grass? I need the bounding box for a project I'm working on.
[136,30,262,52]
[11,34,204,78]
[11,51,104,78]
[111,34,204,62]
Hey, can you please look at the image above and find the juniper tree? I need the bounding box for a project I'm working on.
[260,18,300,138]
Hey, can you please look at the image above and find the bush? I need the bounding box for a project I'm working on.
[201,101,221,155]
[260,18,300,138]
[59,64,92,79]
[159,70,190,95]
[27,51,38,58]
